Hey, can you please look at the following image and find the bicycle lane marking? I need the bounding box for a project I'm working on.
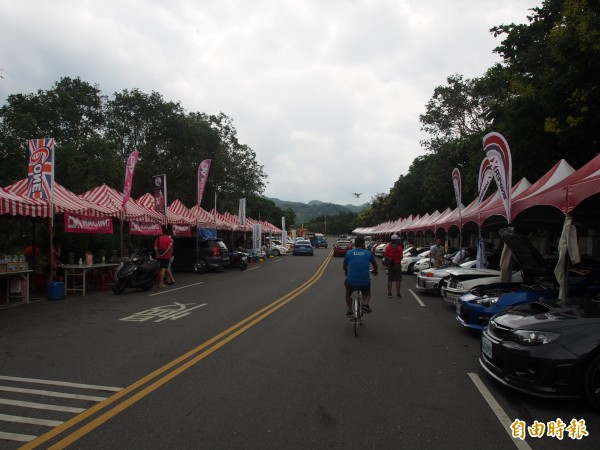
[408,288,426,306]
[22,251,333,449]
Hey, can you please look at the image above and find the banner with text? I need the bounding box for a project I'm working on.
[172,224,192,237]
[64,213,113,234]
[152,174,167,217]
[129,221,162,236]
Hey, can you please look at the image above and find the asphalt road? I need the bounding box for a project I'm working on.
[0,248,598,449]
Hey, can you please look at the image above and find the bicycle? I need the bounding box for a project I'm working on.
[350,288,364,336]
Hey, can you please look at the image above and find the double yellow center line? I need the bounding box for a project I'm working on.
[23,251,333,449]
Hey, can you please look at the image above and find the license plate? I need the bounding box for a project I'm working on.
[481,336,493,359]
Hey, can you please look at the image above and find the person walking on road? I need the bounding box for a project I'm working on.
[384,234,404,298]
[343,236,378,317]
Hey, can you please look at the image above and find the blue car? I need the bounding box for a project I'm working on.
[293,242,314,256]
[456,228,600,330]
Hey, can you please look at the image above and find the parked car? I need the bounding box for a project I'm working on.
[455,228,600,330]
[440,253,512,303]
[171,237,230,273]
[416,260,477,295]
[374,242,389,258]
[400,248,430,273]
[367,240,382,252]
[333,240,353,257]
[293,241,314,256]
[268,240,288,256]
[310,233,328,248]
[480,295,600,410]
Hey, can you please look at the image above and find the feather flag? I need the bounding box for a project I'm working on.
[27,138,54,200]
[452,168,462,213]
[122,150,139,210]
[483,132,512,222]
[238,198,246,226]
[197,159,212,207]
[477,158,494,205]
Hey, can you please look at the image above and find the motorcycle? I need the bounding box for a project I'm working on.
[227,248,249,271]
[112,252,160,295]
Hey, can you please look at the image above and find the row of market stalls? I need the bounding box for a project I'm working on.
[0,178,282,235]
[354,153,600,245]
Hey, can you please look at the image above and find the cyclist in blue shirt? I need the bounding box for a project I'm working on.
[343,236,378,317]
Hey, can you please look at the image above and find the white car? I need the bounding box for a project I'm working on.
[374,243,389,258]
[441,267,523,304]
[269,241,288,256]
[416,260,477,295]
[400,249,430,273]
[412,257,432,275]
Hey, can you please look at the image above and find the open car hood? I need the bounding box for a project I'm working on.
[491,298,600,331]
[499,227,549,279]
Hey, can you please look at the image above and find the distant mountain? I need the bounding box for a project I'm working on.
[269,198,368,223]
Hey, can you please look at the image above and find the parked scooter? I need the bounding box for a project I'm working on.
[113,252,160,295]
[227,248,249,271]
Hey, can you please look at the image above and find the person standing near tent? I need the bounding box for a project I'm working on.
[154,230,174,288]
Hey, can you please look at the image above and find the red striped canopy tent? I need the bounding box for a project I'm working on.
[80,184,163,223]
[222,211,246,231]
[168,199,196,226]
[137,193,192,225]
[208,208,235,231]
[0,187,49,217]
[262,220,282,233]
[5,179,115,217]
[189,205,220,228]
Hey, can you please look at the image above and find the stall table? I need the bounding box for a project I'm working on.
[0,269,32,304]
[61,263,120,296]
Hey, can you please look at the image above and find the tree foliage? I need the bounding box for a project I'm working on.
[0,76,278,219]
[359,0,600,226]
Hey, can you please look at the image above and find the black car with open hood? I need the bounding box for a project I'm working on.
[480,295,600,409]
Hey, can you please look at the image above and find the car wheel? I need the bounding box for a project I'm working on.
[583,354,600,410]
[239,261,248,271]
[194,259,208,274]
[272,249,280,256]
[408,263,415,273]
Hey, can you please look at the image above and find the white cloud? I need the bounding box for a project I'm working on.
[0,0,540,206]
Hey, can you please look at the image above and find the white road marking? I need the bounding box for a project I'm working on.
[0,413,63,427]
[0,375,121,392]
[0,386,106,402]
[0,398,85,413]
[0,431,36,442]
[149,281,205,296]
[468,373,532,450]
[408,289,426,306]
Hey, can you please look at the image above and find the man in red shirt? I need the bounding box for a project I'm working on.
[154,230,174,288]
[384,234,404,298]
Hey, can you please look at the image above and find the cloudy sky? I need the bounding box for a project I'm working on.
[0,0,540,206]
